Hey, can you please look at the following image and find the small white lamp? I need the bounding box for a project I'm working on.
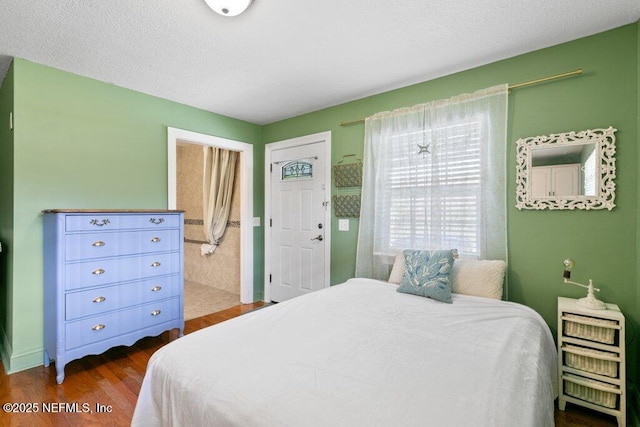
[562,258,607,310]
[204,0,254,17]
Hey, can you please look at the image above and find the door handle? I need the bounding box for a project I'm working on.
[311,235,323,241]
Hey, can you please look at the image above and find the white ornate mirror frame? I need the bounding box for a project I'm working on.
[515,127,617,210]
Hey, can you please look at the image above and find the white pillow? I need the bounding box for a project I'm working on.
[388,253,506,300]
[388,252,405,284]
[450,259,506,300]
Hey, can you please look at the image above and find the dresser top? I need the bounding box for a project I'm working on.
[42,209,185,214]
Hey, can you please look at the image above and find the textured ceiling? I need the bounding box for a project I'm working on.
[1,0,639,125]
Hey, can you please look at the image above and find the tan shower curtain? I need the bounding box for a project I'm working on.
[201,146,238,256]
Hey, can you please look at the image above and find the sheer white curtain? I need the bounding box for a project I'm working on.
[355,85,508,280]
[201,147,238,256]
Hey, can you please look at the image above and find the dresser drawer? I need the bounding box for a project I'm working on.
[66,284,122,320]
[136,298,180,331]
[65,299,180,351]
[65,252,181,290]
[138,274,181,304]
[65,214,181,232]
[65,229,180,261]
[65,310,125,350]
[65,275,181,321]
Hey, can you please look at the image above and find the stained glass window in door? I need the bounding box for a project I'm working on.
[282,161,313,180]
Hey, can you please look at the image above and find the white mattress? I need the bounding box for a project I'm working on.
[132,278,558,427]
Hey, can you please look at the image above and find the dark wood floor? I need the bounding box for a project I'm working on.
[0,302,619,426]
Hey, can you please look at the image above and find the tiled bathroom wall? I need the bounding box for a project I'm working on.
[176,143,240,294]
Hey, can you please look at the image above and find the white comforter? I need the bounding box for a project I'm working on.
[132,278,557,427]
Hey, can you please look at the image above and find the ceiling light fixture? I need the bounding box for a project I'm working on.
[205,0,254,17]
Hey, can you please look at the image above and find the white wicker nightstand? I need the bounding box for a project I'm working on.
[557,296,626,426]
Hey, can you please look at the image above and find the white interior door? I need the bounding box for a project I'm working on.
[266,133,331,302]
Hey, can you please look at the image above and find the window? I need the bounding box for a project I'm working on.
[356,85,508,280]
[583,149,596,196]
[282,160,313,180]
[383,121,482,258]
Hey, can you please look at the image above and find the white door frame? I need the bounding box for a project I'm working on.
[264,131,331,302]
[167,127,254,304]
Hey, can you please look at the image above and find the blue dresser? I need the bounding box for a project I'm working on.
[43,210,184,384]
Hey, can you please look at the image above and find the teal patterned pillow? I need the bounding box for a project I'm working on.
[397,250,454,303]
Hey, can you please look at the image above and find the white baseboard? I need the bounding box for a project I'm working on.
[0,324,43,374]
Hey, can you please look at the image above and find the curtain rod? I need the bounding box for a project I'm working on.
[339,68,583,127]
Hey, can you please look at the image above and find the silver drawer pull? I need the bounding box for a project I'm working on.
[92,296,106,303]
[151,262,161,267]
[149,218,165,225]
[92,324,106,331]
[151,237,161,243]
[150,310,161,316]
[151,286,162,292]
[92,268,105,275]
[92,241,105,247]
[90,219,110,227]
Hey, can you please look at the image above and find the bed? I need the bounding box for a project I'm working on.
[132,276,558,426]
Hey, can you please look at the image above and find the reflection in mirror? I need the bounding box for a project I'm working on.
[515,127,617,211]
[530,142,597,198]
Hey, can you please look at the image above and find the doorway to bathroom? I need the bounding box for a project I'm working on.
[167,127,254,320]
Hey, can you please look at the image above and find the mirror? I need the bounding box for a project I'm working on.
[530,142,597,198]
[515,127,617,210]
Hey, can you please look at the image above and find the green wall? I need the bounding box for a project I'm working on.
[0,58,263,373]
[0,62,15,362]
[263,25,639,382]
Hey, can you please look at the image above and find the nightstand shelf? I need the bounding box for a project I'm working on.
[557,296,626,426]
